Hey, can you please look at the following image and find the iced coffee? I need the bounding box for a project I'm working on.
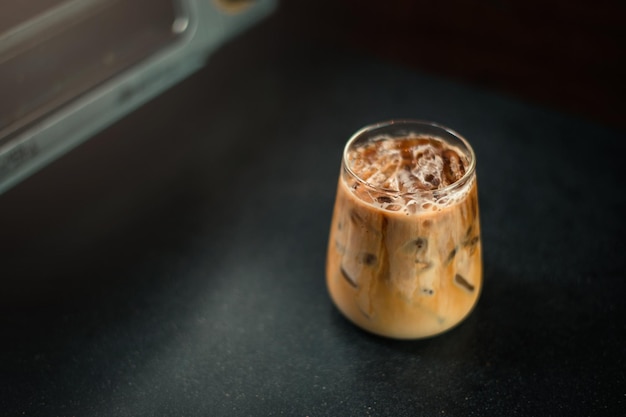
[326,120,482,339]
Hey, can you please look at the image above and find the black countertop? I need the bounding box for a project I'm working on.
[1,17,625,417]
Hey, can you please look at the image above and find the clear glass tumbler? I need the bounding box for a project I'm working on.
[326,120,482,339]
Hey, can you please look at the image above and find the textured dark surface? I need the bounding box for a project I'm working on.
[1,14,625,417]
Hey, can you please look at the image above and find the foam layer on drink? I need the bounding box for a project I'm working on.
[345,136,472,213]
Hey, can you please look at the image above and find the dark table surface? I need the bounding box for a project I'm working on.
[1,15,625,417]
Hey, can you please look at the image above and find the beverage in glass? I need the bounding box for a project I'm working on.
[326,120,482,339]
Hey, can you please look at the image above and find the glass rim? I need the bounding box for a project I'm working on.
[342,119,477,196]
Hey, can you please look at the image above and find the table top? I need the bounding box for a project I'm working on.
[1,17,625,417]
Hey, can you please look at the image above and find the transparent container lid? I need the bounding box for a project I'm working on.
[0,0,182,147]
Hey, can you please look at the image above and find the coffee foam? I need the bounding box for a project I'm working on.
[344,135,472,214]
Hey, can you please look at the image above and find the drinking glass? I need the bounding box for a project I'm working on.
[326,120,482,339]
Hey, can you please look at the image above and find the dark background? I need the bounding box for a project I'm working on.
[281,0,626,129]
[1,1,625,416]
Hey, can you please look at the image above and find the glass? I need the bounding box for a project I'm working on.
[326,120,482,339]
